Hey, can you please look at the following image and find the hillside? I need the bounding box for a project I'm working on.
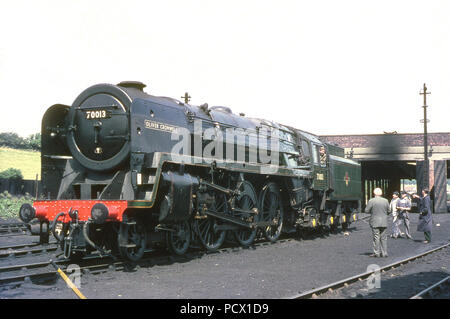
[0,147,40,180]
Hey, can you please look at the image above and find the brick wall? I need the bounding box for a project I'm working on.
[320,132,450,148]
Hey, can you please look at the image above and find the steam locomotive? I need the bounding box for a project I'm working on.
[19,81,361,261]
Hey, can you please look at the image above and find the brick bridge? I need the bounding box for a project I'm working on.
[320,132,450,213]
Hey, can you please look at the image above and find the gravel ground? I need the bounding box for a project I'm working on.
[0,233,42,248]
[0,213,449,299]
[319,246,449,298]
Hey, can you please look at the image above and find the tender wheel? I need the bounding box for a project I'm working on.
[330,215,339,232]
[167,220,191,255]
[194,192,227,251]
[259,182,284,242]
[232,181,258,246]
[118,219,147,261]
[341,212,351,231]
[341,207,354,231]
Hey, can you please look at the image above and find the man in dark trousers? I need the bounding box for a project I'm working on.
[365,188,391,257]
[396,191,412,239]
[413,188,433,243]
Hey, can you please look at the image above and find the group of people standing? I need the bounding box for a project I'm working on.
[389,191,413,240]
[364,187,433,258]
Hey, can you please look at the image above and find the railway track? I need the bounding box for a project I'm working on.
[410,275,450,299]
[2,218,445,299]
[0,223,29,236]
[0,219,360,292]
[0,260,58,285]
[0,254,118,286]
[0,231,299,288]
[0,242,59,258]
[288,242,450,299]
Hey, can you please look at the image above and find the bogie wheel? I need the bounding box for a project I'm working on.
[232,181,259,246]
[166,220,191,255]
[259,182,284,242]
[118,219,147,262]
[194,192,227,251]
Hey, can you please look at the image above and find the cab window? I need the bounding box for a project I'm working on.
[301,140,310,158]
[297,140,311,165]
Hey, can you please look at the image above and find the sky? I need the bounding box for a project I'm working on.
[1,0,449,138]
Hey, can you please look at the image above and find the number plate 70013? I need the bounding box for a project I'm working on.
[85,110,109,119]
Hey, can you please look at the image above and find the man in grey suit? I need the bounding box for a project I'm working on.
[396,191,412,239]
[365,188,391,257]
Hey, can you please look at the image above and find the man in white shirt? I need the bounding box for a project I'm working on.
[396,191,413,240]
[389,191,401,238]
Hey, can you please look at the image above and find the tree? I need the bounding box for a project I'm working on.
[0,132,41,150]
[0,132,25,149]
[0,168,23,180]
[27,133,41,151]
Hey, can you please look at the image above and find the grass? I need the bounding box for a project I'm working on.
[0,147,40,180]
[0,191,33,220]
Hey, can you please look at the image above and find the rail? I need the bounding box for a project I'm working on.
[288,242,450,299]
